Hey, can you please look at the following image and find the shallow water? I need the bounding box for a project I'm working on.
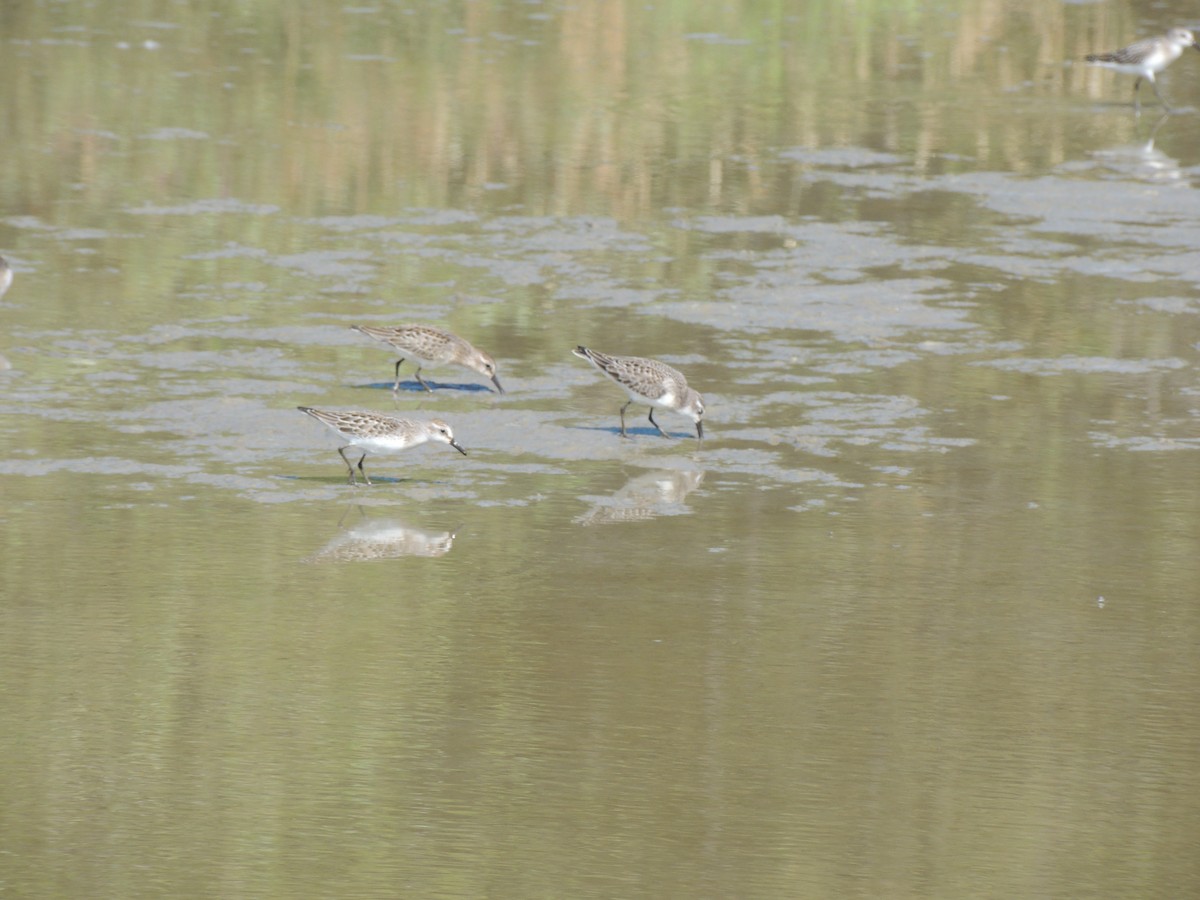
[3,2,1200,897]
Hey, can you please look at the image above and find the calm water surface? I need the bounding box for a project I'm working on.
[2,1,1200,897]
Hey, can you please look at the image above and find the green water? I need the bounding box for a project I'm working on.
[2,1,1199,897]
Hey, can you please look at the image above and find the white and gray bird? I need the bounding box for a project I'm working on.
[298,407,467,485]
[1086,27,1200,110]
[353,324,504,394]
[572,346,705,440]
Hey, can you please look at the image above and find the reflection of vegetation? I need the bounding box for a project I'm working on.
[1,0,1148,227]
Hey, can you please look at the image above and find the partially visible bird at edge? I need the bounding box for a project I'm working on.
[1085,27,1200,111]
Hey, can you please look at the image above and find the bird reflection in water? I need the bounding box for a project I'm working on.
[574,467,704,526]
[307,507,460,562]
[0,257,12,370]
[1091,114,1182,185]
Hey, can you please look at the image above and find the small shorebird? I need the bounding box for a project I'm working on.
[298,407,467,485]
[572,346,705,440]
[352,324,504,394]
[0,257,12,299]
[1085,27,1200,110]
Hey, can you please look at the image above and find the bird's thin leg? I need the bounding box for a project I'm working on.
[337,503,368,528]
[338,446,359,485]
[1133,77,1142,112]
[392,358,406,393]
[1149,78,1170,111]
[618,400,633,438]
[414,366,433,393]
[357,453,372,486]
[648,408,670,439]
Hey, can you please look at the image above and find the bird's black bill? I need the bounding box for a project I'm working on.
[451,440,468,455]
[696,421,704,440]
[491,375,506,394]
